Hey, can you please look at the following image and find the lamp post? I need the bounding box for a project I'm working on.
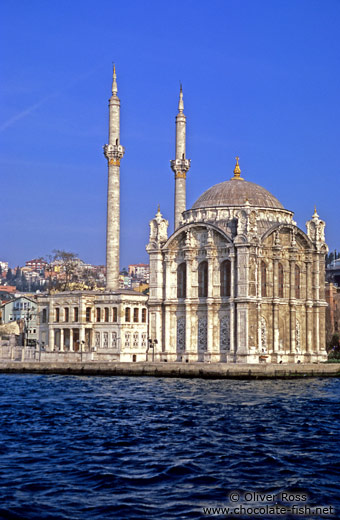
[147,338,158,362]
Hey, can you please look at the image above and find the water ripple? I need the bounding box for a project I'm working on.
[0,375,339,519]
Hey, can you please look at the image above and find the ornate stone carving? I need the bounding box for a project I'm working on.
[177,317,185,352]
[198,318,207,351]
[296,320,301,352]
[260,317,267,352]
[220,317,230,351]
[147,206,169,249]
[103,332,108,348]
[111,332,117,348]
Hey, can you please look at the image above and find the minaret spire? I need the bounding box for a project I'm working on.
[112,63,118,95]
[104,66,125,290]
[170,85,191,230]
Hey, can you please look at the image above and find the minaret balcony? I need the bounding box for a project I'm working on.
[170,158,191,174]
[104,143,125,162]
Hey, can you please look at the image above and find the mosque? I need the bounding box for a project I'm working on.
[147,86,328,364]
[38,68,328,364]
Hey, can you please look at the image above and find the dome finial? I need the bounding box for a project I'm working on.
[231,156,244,180]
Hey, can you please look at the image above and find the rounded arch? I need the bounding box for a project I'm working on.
[177,262,186,299]
[261,223,314,249]
[261,259,268,297]
[198,260,208,297]
[220,259,231,297]
[162,222,233,251]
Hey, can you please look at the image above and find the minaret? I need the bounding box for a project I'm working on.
[104,65,125,291]
[170,86,191,230]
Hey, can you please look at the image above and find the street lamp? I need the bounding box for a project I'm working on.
[147,338,158,362]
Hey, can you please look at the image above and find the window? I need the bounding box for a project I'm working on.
[74,307,79,322]
[104,307,109,322]
[113,307,118,322]
[55,308,60,322]
[42,309,47,323]
[96,308,101,322]
[133,308,139,323]
[278,263,284,298]
[220,260,231,297]
[177,263,186,298]
[261,261,267,297]
[142,308,147,323]
[103,332,108,348]
[133,333,138,347]
[125,307,131,322]
[295,265,300,299]
[86,307,91,322]
[64,307,69,322]
[198,261,208,297]
[125,332,130,347]
[141,333,147,347]
[95,332,100,348]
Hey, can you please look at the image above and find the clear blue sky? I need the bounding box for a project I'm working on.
[1,0,339,268]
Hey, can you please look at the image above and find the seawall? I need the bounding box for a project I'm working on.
[0,362,339,379]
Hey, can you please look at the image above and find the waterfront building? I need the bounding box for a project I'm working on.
[147,89,328,363]
[0,296,38,346]
[37,67,147,362]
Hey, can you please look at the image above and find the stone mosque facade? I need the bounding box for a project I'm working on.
[147,90,328,363]
[37,68,328,364]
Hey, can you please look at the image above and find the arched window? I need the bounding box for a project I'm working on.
[96,307,101,322]
[104,307,109,322]
[198,261,208,297]
[261,261,267,297]
[42,309,47,323]
[133,308,139,323]
[112,307,118,322]
[278,263,284,298]
[177,263,186,298]
[295,265,300,299]
[220,260,231,297]
[125,307,131,322]
[142,308,147,323]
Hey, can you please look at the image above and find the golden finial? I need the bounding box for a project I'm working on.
[231,156,243,180]
[313,206,319,218]
[157,204,160,213]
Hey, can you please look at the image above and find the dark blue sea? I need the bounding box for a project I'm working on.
[0,375,339,520]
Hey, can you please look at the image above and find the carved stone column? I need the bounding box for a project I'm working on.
[272,257,279,353]
[289,258,296,354]
[69,328,74,352]
[60,329,64,352]
[306,303,313,353]
[48,328,54,352]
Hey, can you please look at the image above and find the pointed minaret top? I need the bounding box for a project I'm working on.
[313,206,319,218]
[112,64,118,95]
[178,84,184,113]
[231,156,244,180]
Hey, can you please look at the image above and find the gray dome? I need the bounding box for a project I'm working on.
[192,179,284,210]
